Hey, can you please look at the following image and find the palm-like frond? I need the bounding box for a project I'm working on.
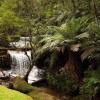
[38,17,89,52]
[59,16,89,38]
[39,33,65,50]
[75,32,89,39]
[40,33,64,43]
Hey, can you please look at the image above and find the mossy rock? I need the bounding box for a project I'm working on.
[12,77,59,100]
[0,85,33,100]
[12,77,34,93]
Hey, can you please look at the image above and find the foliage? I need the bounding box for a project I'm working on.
[46,72,78,94]
[80,47,100,96]
[60,16,89,36]
[39,16,89,52]
[80,68,100,96]
[0,0,25,46]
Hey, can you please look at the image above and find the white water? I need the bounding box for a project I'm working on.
[10,37,30,48]
[28,66,43,84]
[7,37,43,83]
[8,50,31,77]
[7,50,43,84]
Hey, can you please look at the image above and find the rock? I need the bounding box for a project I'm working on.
[0,85,33,100]
[11,76,60,100]
[28,66,44,84]
[0,70,11,87]
[31,79,48,87]
[11,77,34,93]
[0,50,11,70]
[0,71,5,78]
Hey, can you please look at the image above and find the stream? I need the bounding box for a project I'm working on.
[0,37,43,84]
[7,50,42,84]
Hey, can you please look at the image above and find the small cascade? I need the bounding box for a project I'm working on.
[7,37,43,83]
[10,37,30,48]
[8,50,31,77]
[7,50,43,84]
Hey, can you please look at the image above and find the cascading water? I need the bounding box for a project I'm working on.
[10,37,30,48]
[7,50,43,84]
[8,50,31,77]
[8,37,31,77]
[7,37,43,84]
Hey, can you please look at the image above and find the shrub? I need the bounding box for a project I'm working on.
[46,72,79,95]
[80,69,100,96]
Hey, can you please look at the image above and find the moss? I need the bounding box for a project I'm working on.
[28,90,56,100]
[0,85,32,100]
[12,77,58,100]
[12,77,34,93]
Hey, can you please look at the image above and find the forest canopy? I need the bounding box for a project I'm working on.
[0,0,99,49]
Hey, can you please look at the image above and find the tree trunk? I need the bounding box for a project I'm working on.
[91,0,99,24]
[71,0,76,14]
[64,50,83,82]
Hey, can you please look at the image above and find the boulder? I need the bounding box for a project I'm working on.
[0,50,11,70]
[28,66,43,84]
[11,77,34,93]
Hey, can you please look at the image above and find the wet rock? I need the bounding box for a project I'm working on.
[0,70,11,87]
[0,50,11,70]
[28,66,43,84]
[0,70,5,77]
[31,79,48,87]
[11,77,34,93]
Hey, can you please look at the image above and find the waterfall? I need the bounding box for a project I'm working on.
[7,37,43,83]
[8,50,31,77]
[7,50,43,84]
